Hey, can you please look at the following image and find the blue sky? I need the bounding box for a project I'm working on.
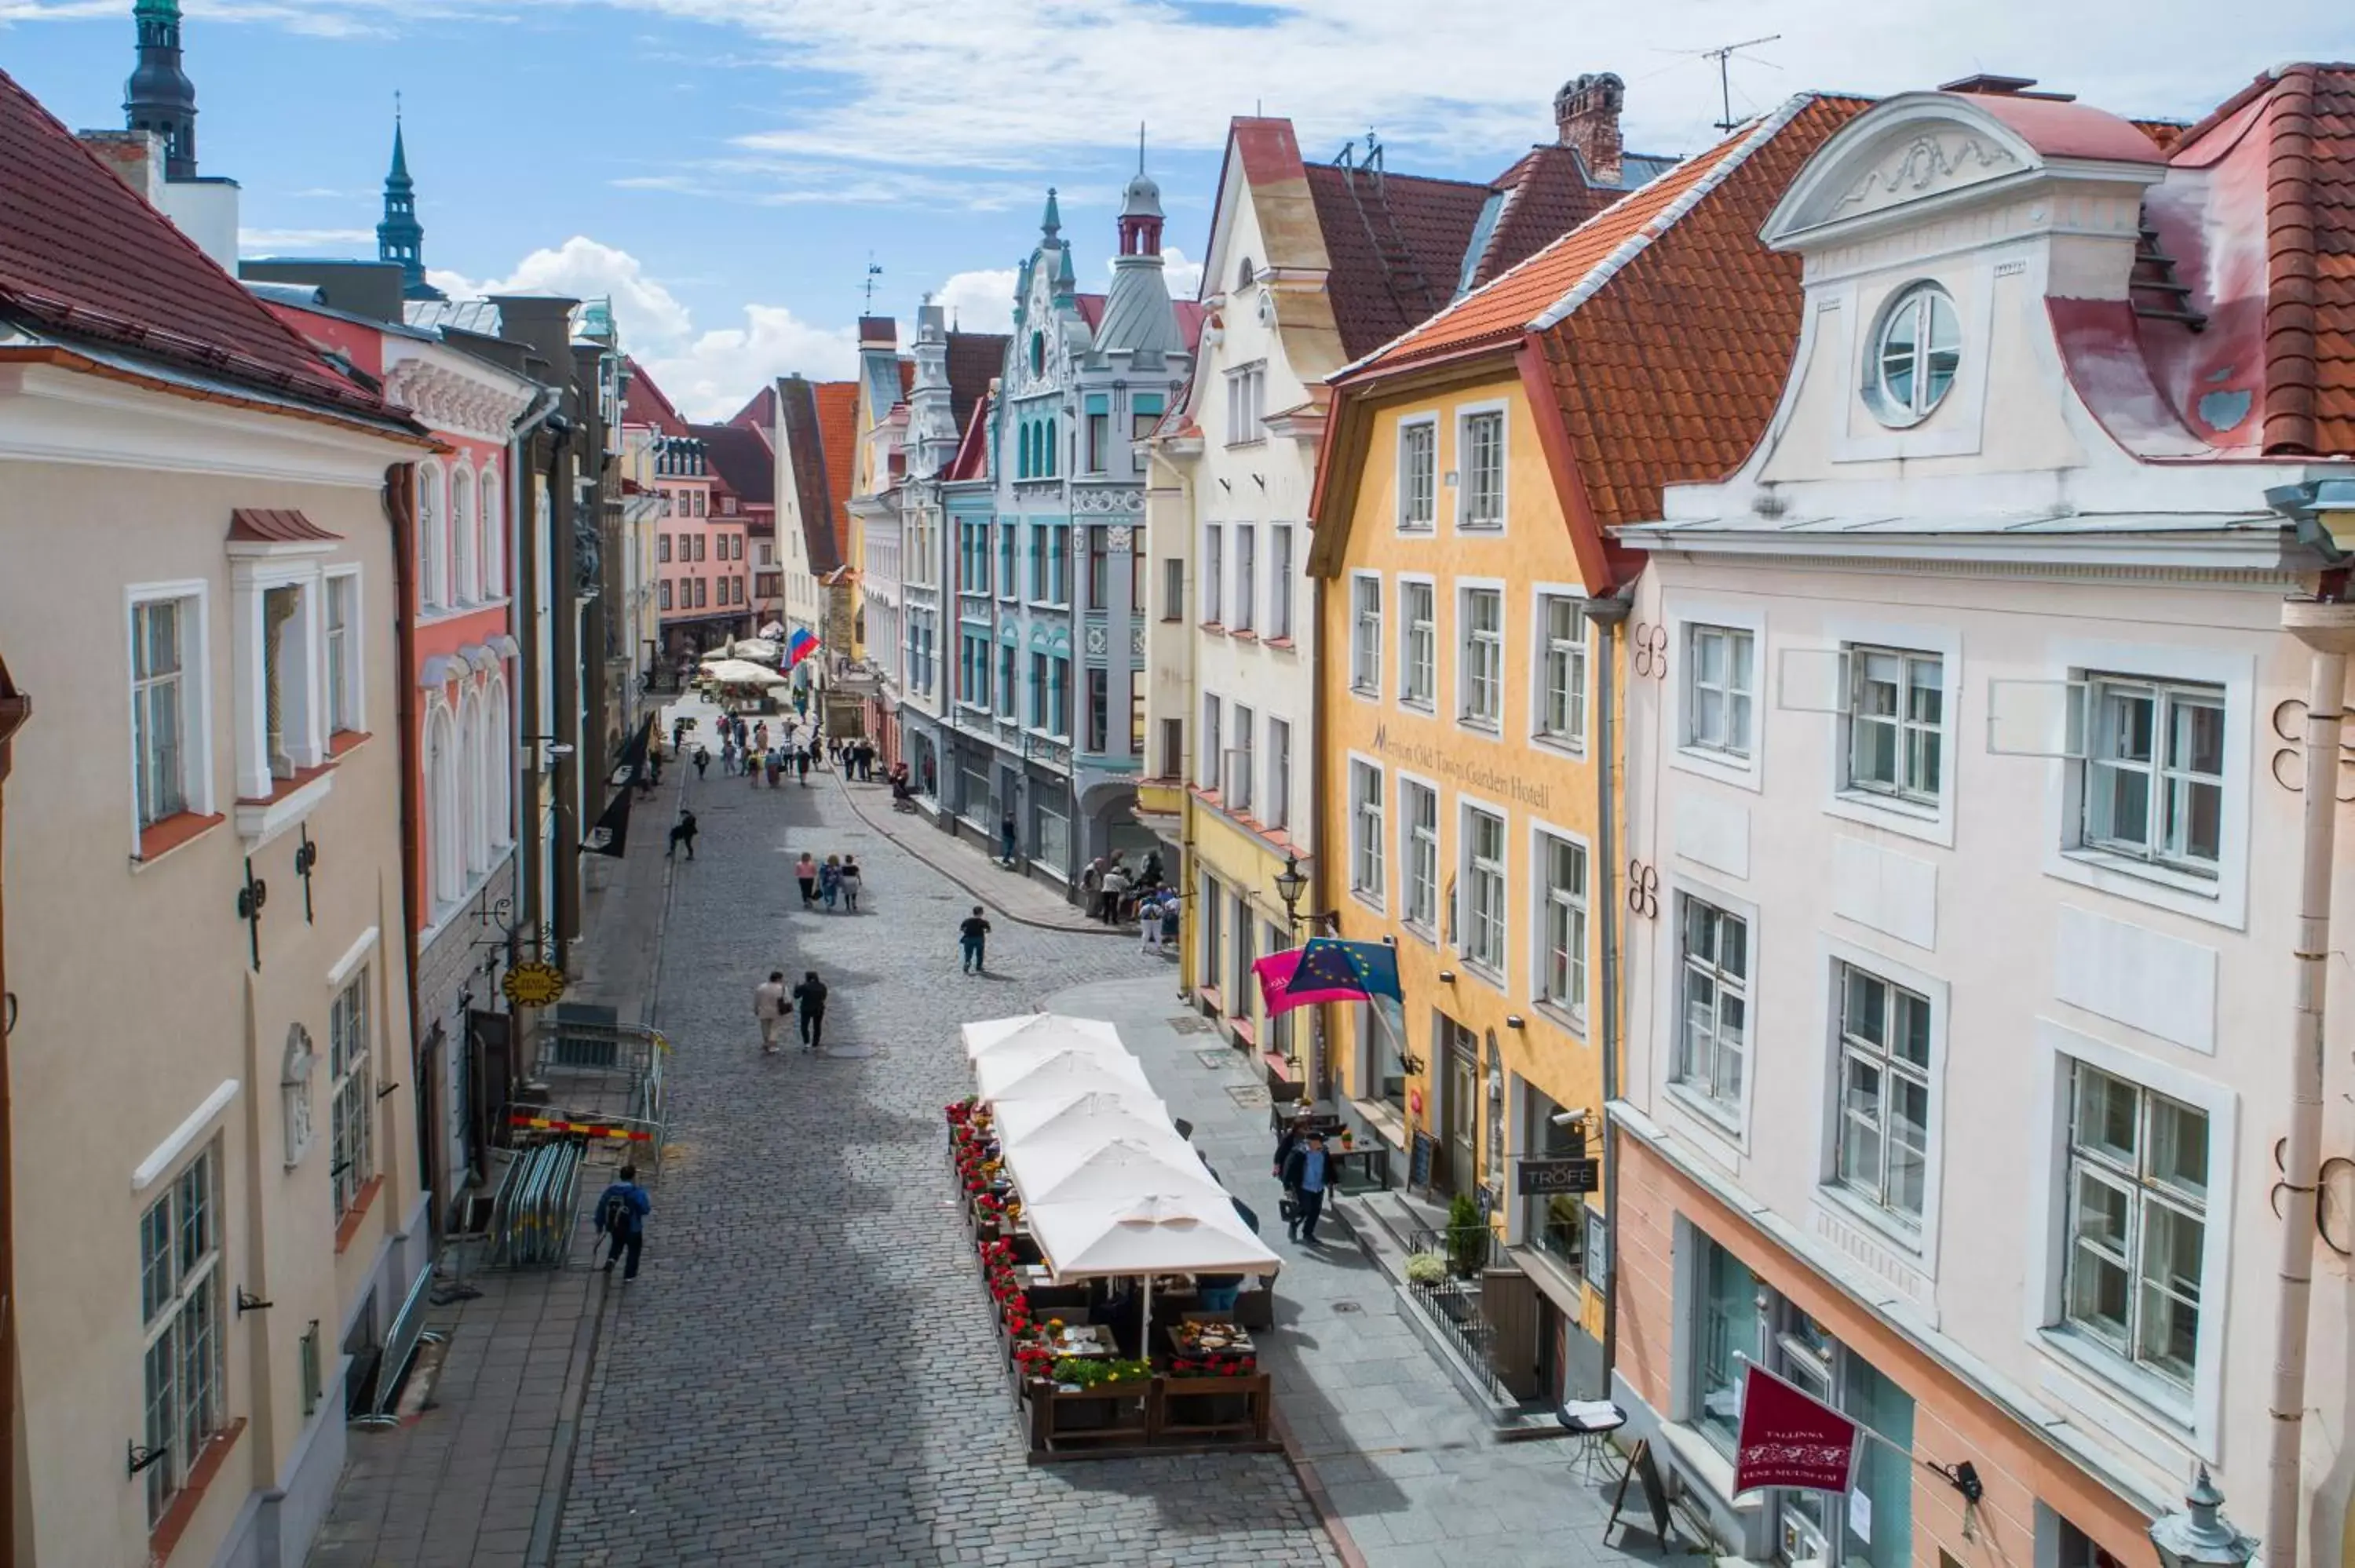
[5,0,2350,417]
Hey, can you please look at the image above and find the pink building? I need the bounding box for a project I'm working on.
[624,359,749,655]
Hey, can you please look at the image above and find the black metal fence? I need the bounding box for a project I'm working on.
[1404,1225,1511,1403]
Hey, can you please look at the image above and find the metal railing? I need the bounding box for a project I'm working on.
[1404,1224,1512,1404]
[487,1136,588,1269]
[352,1262,447,1428]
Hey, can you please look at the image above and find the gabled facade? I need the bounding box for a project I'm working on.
[934,184,1198,892]
[1611,71,2355,1568]
[623,360,746,656]
[1307,89,1869,1415]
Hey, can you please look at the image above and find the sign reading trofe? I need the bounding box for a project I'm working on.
[1516,1158,1600,1196]
[501,961,568,1008]
[1731,1365,1859,1496]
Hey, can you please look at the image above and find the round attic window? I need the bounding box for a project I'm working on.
[1866,283,1960,428]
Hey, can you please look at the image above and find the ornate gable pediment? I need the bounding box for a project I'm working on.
[1764,96,2043,250]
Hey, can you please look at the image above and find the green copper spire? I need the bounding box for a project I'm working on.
[378,101,439,301]
[1040,186,1061,241]
[1053,239,1076,296]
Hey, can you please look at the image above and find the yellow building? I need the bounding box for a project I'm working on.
[1308,121,1826,1402]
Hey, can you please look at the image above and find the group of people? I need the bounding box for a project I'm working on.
[753,968,831,1052]
[790,850,865,913]
[1077,849,1167,927]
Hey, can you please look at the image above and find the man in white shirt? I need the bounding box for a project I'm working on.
[754,970,788,1055]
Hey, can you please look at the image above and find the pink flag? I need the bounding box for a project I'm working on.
[1254,948,1369,1016]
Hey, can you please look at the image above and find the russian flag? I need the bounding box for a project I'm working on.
[786,629,820,669]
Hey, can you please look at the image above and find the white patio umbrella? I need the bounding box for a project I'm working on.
[1024,1190,1283,1281]
[991,1089,1174,1150]
[703,659,787,687]
[732,637,782,661]
[759,621,786,638]
[1006,1135,1221,1209]
[975,1047,1153,1105]
[962,1013,1124,1063]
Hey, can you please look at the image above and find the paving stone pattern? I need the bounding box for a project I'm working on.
[553,763,1337,1567]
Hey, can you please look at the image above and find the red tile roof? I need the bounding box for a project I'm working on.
[690,421,774,506]
[728,383,777,433]
[776,377,844,575]
[622,356,690,436]
[1467,144,1623,292]
[946,392,993,482]
[1302,164,1492,360]
[813,381,860,563]
[2252,64,2355,454]
[0,67,399,425]
[227,508,341,544]
[946,331,1008,431]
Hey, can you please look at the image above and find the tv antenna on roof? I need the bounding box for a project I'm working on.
[1698,34,1782,131]
[863,253,883,310]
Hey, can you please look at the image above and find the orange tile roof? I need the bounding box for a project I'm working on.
[813,380,860,562]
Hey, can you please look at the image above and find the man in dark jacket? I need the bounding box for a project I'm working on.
[595,1165,652,1279]
[791,971,829,1050]
[1279,1131,1331,1245]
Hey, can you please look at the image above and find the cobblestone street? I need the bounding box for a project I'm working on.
[552,750,1338,1567]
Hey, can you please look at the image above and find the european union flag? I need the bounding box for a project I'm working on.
[1292,938,1404,1003]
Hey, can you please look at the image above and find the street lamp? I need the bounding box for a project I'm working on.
[2148,1468,2255,1568]
[1273,852,1308,942]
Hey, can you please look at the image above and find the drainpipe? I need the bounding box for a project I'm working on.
[382,463,429,1235]
[0,655,31,1559]
[1585,588,1632,1399]
[509,389,560,959]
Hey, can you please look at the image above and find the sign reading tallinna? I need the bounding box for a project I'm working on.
[1731,1365,1858,1495]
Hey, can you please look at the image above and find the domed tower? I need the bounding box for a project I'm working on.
[123,0,199,180]
[1117,165,1164,257]
[1095,139,1182,366]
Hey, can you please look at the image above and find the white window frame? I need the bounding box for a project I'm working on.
[2038,639,2253,932]
[2025,1017,2236,1452]
[1232,523,1257,635]
[1670,601,1765,793]
[1203,524,1224,625]
[1843,645,1944,804]
[1531,820,1590,1026]
[139,1139,226,1527]
[480,468,506,599]
[1798,618,1961,847]
[1530,588,1590,753]
[1347,755,1386,910]
[1399,774,1441,938]
[1399,574,1437,710]
[1459,797,1508,986]
[1454,400,1508,533]
[1662,880,1758,1145]
[330,962,375,1217]
[1397,414,1438,532]
[1225,360,1266,446]
[1458,580,1505,731]
[227,551,329,805]
[1268,524,1294,641]
[1349,572,1383,699]
[126,582,215,846]
[451,460,480,604]
[416,459,447,613]
[1265,716,1291,832]
[1813,936,1949,1260]
[1199,693,1222,792]
[1229,702,1256,815]
[323,567,364,736]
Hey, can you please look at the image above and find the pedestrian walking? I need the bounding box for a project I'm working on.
[1159,893,1180,954]
[959,906,992,974]
[791,971,828,1050]
[839,855,863,913]
[748,746,762,787]
[1098,861,1130,925]
[754,970,787,1054]
[765,749,783,786]
[1080,856,1105,917]
[1280,1130,1331,1245]
[594,1165,652,1279]
[1139,890,1165,952]
[666,808,698,859]
[999,811,1019,866]
[820,855,842,910]
[693,745,710,780]
[795,745,812,785]
[794,851,819,908]
[635,758,655,798]
[721,737,737,775]
[753,720,770,753]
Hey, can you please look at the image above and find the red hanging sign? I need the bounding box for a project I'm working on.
[1732,1365,1859,1495]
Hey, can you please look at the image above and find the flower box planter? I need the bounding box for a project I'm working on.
[1151,1372,1272,1445]
[1024,1378,1151,1451]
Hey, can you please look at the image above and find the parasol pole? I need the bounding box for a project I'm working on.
[1140,1269,1154,1366]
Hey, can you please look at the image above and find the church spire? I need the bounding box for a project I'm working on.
[1040,186,1062,243]
[124,0,199,180]
[377,99,440,301]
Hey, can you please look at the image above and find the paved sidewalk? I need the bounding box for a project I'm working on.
[831,769,1132,935]
[1048,977,1652,1568]
[306,744,685,1568]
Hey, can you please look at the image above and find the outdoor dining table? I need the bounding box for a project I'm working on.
[1042,1323,1113,1359]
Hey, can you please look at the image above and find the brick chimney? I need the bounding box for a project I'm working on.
[1554,71,1625,186]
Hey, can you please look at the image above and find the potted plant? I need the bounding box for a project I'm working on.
[1403,1250,1448,1286]
[1444,1192,1488,1279]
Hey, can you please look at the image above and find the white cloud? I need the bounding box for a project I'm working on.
[430,236,854,420]
[239,226,374,254]
[934,267,1018,334]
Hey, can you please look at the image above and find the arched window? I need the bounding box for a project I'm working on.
[480,470,506,598]
[426,703,461,906]
[452,466,479,604]
[458,689,487,875]
[485,676,513,847]
[418,462,446,611]
[1236,255,1256,290]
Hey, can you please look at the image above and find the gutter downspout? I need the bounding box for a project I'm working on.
[0,656,30,1562]
[1585,588,1632,1398]
[509,390,560,963]
[383,463,429,1231]
[2272,584,2355,1568]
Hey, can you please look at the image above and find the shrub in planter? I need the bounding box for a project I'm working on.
[1444,1193,1488,1278]
[1053,1357,1152,1389]
[1403,1250,1448,1286]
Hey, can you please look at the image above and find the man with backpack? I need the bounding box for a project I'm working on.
[595,1165,652,1279]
